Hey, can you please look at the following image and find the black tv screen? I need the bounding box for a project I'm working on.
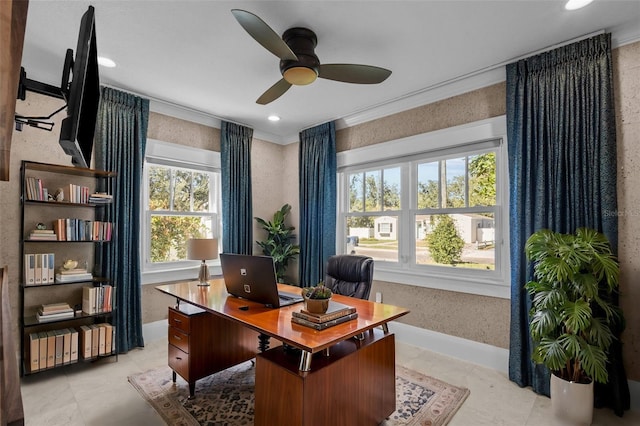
[59,6,100,168]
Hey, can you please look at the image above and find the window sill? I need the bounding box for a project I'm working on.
[373,265,510,299]
[142,265,223,285]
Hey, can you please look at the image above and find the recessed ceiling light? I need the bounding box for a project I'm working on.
[268,115,280,122]
[565,0,594,10]
[98,56,116,68]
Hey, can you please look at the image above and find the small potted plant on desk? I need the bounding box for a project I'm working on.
[524,228,624,426]
[302,282,333,314]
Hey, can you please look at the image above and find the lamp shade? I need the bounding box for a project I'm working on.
[187,238,218,261]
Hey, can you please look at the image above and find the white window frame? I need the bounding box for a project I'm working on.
[141,139,222,284]
[337,116,510,299]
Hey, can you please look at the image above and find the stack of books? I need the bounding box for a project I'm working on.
[82,285,113,315]
[36,303,75,323]
[88,193,113,204]
[291,301,358,330]
[55,268,93,283]
[28,229,57,240]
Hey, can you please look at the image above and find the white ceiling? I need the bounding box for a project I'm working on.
[20,1,640,144]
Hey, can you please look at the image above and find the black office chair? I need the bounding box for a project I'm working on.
[324,254,374,300]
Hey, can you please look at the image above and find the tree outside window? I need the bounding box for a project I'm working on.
[147,165,218,263]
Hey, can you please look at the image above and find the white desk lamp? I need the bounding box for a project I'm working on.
[187,238,218,286]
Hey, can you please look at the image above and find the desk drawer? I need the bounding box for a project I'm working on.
[168,344,190,380]
[168,308,191,333]
[169,327,190,353]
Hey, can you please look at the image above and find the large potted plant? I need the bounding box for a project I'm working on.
[255,204,300,283]
[524,228,623,425]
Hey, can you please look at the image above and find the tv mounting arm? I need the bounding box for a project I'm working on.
[14,67,68,132]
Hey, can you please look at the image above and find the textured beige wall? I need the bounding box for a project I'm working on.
[613,41,640,380]
[372,280,510,348]
[147,111,220,151]
[336,83,506,151]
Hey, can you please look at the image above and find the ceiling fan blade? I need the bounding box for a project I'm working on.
[318,64,392,84]
[231,9,298,61]
[256,79,292,105]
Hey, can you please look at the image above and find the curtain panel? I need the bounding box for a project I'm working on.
[506,33,629,415]
[95,86,149,353]
[298,121,336,287]
[221,121,254,255]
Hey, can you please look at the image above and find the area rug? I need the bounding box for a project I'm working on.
[128,361,469,426]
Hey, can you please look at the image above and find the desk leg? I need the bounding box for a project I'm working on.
[258,333,271,352]
[299,350,312,372]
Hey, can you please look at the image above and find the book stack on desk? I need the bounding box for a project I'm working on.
[291,301,358,330]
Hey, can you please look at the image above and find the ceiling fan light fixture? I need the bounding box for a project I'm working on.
[283,66,318,85]
[565,0,593,10]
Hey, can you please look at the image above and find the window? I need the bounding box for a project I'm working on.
[141,139,221,281]
[337,117,509,298]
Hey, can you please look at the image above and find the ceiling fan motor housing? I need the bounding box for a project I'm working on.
[280,27,320,85]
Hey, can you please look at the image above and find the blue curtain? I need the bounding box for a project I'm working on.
[507,33,629,415]
[298,122,336,287]
[221,121,253,254]
[95,87,148,353]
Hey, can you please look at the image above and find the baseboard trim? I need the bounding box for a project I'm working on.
[142,319,639,411]
[389,322,509,373]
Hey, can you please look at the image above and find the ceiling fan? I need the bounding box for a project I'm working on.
[231,9,392,105]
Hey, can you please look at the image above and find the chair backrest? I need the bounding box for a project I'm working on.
[324,255,374,300]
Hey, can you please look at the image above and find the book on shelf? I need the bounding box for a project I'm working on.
[89,324,100,357]
[89,193,113,204]
[28,235,58,241]
[41,302,71,311]
[69,328,79,362]
[36,310,75,322]
[59,268,88,275]
[291,312,359,330]
[293,301,357,323]
[45,331,56,368]
[55,273,93,283]
[79,325,92,359]
[37,331,48,370]
[34,254,42,284]
[28,333,40,372]
[54,330,64,366]
[31,229,55,234]
[24,253,35,285]
[40,303,73,314]
[62,329,72,364]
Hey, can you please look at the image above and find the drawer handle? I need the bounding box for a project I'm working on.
[173,318,182,323]
[173,335,182,340]
[175,357,182,360]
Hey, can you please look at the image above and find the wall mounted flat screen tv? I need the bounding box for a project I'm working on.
[59,5,100,169]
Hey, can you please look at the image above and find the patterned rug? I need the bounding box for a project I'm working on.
[129,361,469,426]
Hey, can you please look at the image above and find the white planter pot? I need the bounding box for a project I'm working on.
[550,373,594,426]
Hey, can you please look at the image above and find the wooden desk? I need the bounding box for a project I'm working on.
[156,279,409,425]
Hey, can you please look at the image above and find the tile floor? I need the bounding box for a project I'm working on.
[20,337,640,426]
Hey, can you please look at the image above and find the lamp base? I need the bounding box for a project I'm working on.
[197,261,210,286]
